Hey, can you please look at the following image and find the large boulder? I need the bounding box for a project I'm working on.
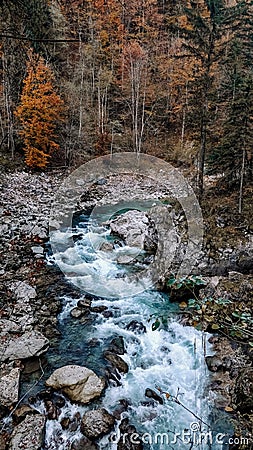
[45,365,105,404]
[80,408,115,439]
[9,413,46,450]
[0,368,20,407]
[109,210,157,252]
[0,331,49,362]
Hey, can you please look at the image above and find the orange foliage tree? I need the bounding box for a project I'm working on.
[15,52,63,168]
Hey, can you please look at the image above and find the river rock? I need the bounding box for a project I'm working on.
[60,417,70,429]
[205,356,223,372]
[70,307,84,318]
[0,331,49,362]
[145,388,164,405]
[109,210,156,252]
[0,320,22,334]
[12,405,36,424]
[77,298,91,309]
[9,413,46,450]
[108,336,125,355]
[54,395,66,408]
[117,418,143,450]
[44,400,59,420]
[68,413,80,432]
[0,368,20,407]
[117,254,135,265]
[100,241,114,252]
[104,351,129,373]
[31,246,44,255]
[146,205,180,285]
[9,281,37,300]
[80,408,115,439]
[102,309,114,318]
[126,320,146,334]
[0,433,7,450]
[45,365,105,404]
[36,389,53,401]
[91,305,108,313]
[105,368,121,386]
[71,436,98,450]
[112,399,129,419]
[0,404,9,420]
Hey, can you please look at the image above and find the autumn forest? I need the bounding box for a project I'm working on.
[0,4,253,447]
[0,0,252,198]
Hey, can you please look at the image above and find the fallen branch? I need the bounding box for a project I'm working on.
[155,385,211,429]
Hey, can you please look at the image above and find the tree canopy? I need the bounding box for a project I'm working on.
[0,0,252,205]
[14,52,63,168]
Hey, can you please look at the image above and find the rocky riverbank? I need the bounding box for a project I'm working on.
[0,169,252,449]
[0,170,147,449]
[0,171,66,449]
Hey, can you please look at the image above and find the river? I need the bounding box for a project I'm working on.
[35,207,233,450]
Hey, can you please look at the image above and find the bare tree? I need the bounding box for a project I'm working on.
[122,41,148,154]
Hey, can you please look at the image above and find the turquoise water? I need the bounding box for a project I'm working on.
[37,210,234,449]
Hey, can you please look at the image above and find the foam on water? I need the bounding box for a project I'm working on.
[50,226,151,298]
[44,218,225,449]
[90,292,214,449]
[35,398,87,450]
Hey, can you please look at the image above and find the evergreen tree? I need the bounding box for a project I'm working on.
[175,0,227,197]
[209,41,252,211]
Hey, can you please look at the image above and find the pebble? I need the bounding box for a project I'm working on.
[31,246,44,255]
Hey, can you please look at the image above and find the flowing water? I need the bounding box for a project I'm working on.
[37,210,233,450]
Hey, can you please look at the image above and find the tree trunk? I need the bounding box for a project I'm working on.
[78,56,85,140]
[2,50,15,159]
[239,145,246,214]
[180,82,188,150]
[197,106,207,199]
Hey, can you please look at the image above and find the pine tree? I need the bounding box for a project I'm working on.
[175,0,227,197]
[15,51,63,168]
[210,71,252,180]
[209,31,253,211]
